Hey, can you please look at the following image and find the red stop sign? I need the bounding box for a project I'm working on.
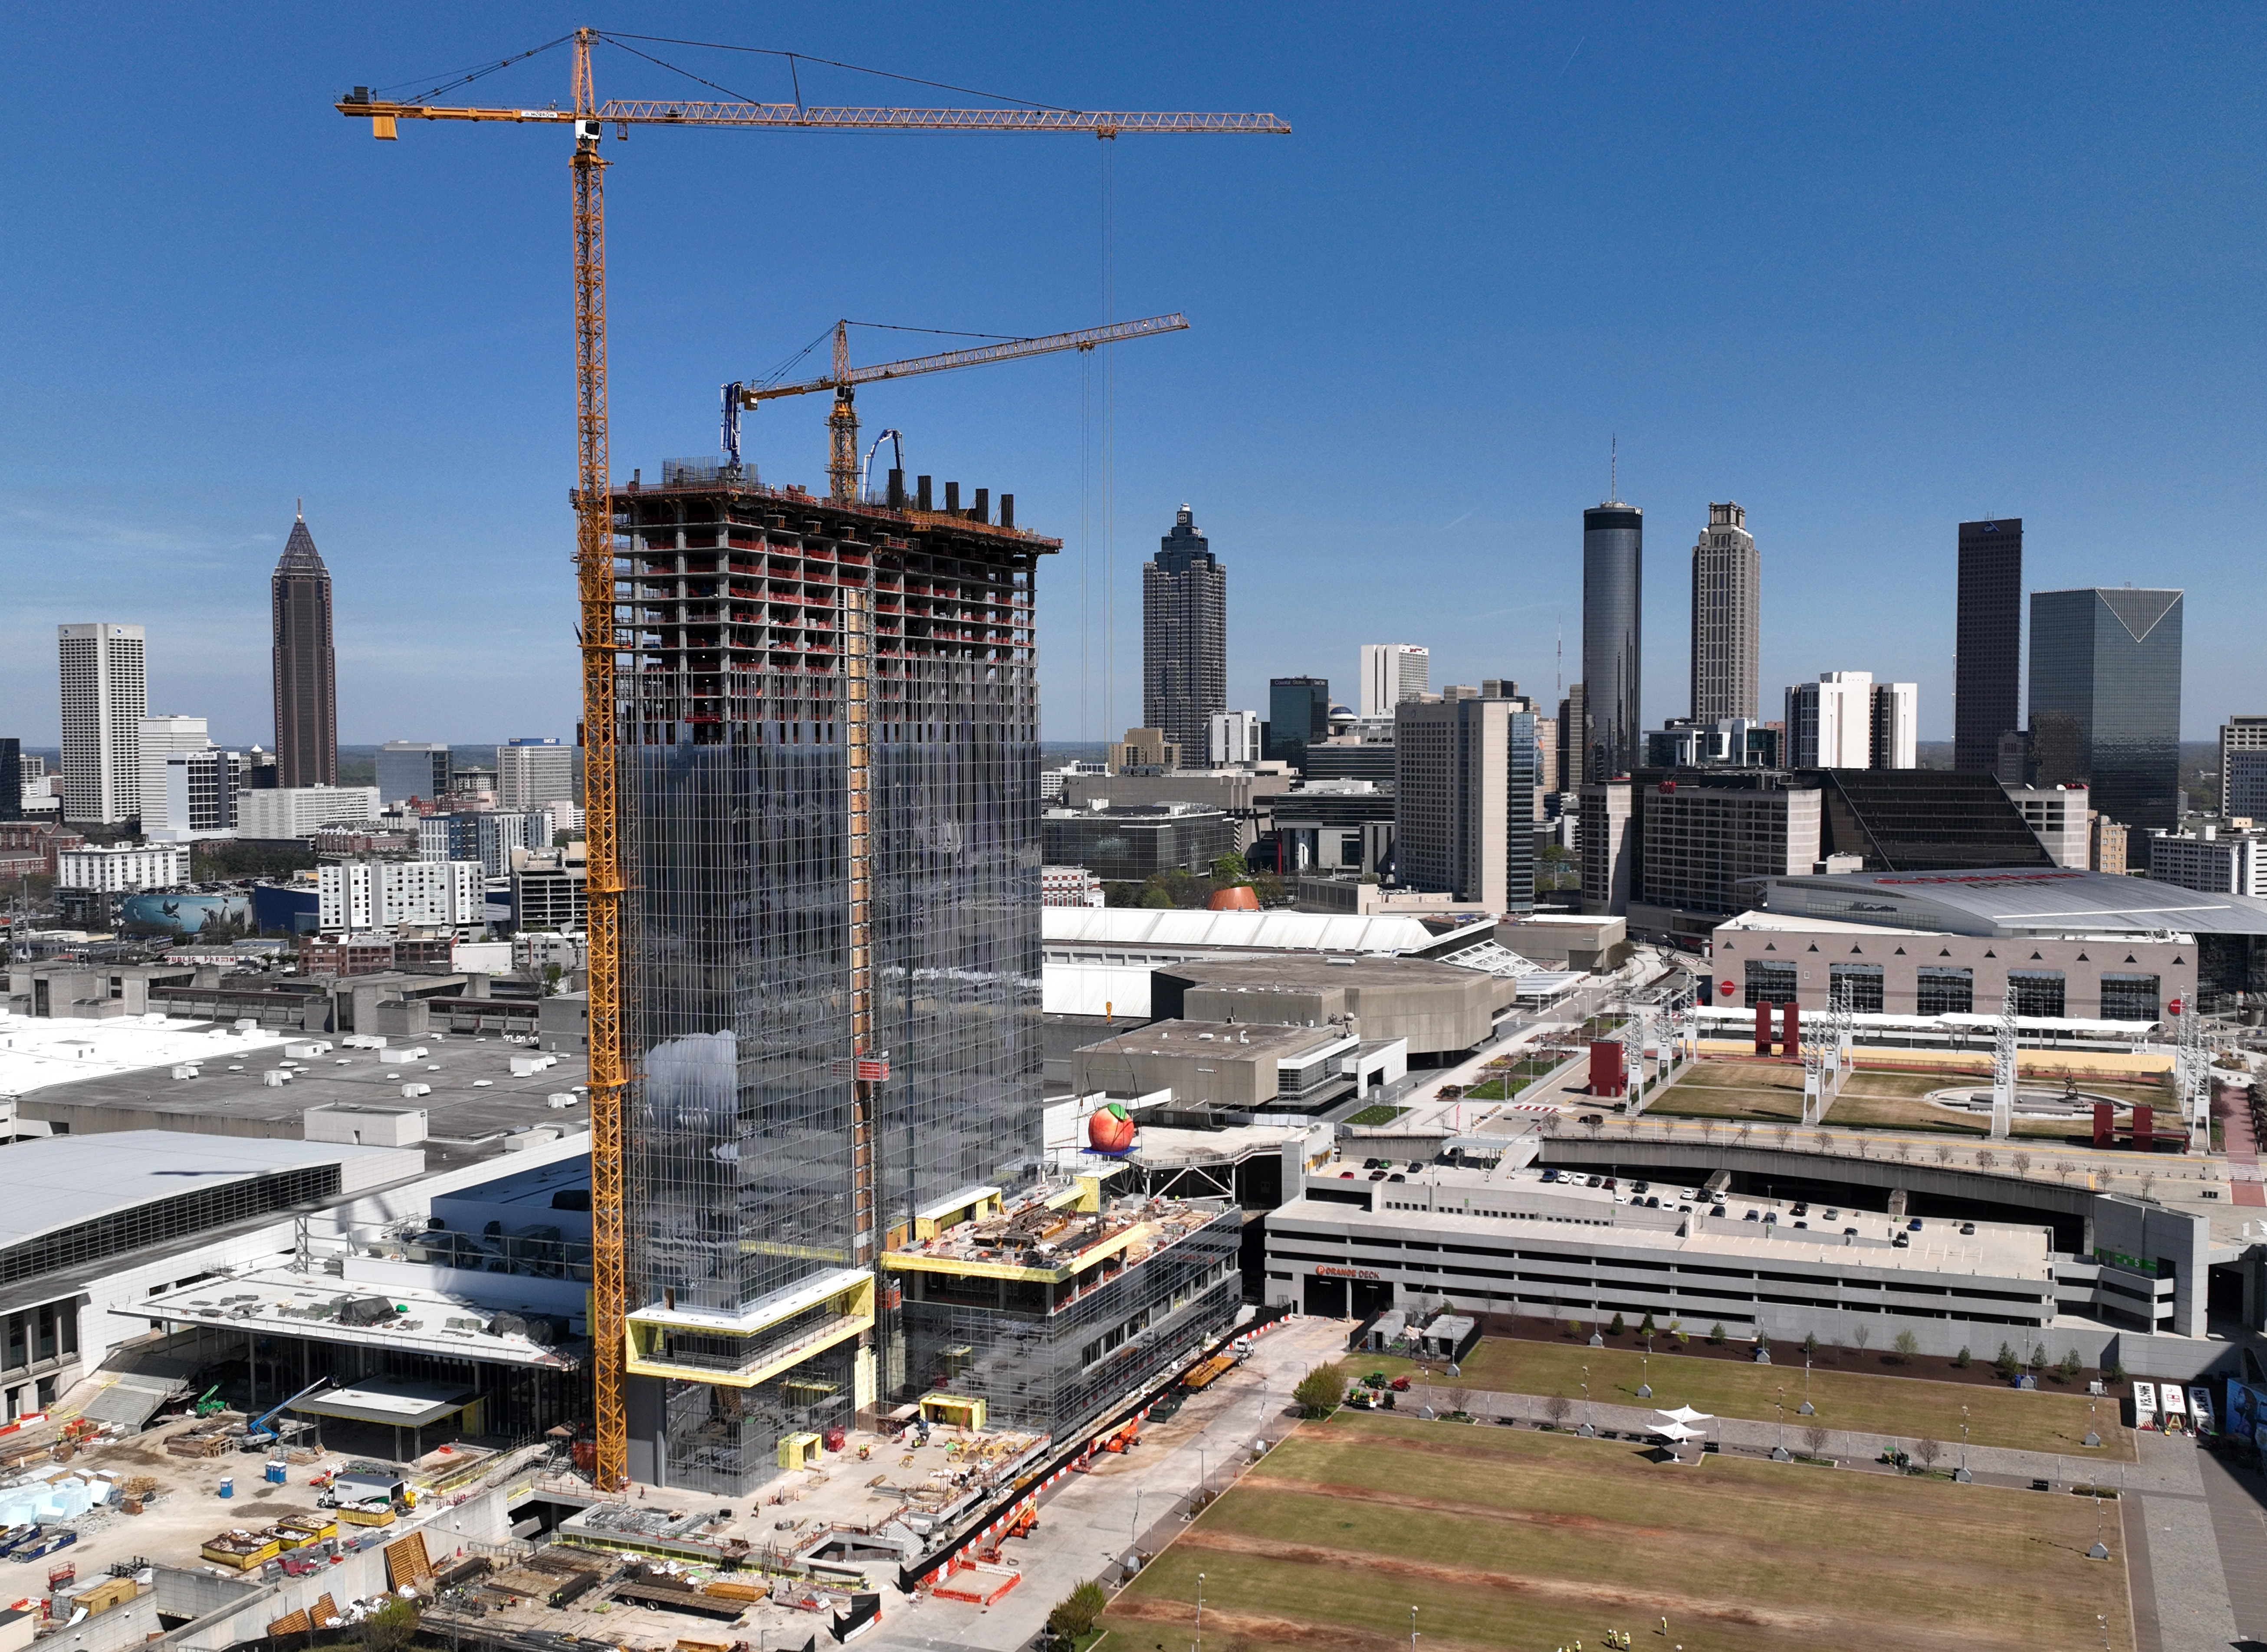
[2168,997,2183,1016]
[1720,980,1735,997]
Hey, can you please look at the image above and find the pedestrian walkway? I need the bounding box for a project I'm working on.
[2214,1087,2264,1204]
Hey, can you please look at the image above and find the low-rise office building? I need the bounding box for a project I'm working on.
[1042,803,1237,883]
[1149,952,1508,1060]
[56,843,190,892]
[1073,1018,1404,1117]
[2006,783,2094,869]
[318,858,486,932]
[237,784,380,841]
[2150,823,2266,897]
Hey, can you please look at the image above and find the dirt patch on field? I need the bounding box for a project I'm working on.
[1110,1597,1401,1652]
[1170,1528,1822,1634]
[1242,1469,1677,1541]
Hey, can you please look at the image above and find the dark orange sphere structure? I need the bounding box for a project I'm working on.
[1088,1100,1137,1154]
[1206,883,1261,911]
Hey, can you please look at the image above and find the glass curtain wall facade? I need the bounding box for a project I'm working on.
[2028,588,2185,831]
[615,472,1048,1491]
[1582,505,1643,781]
[1267,677,1331,767]
[1141,506,1226,762]
[1954,519,2023,775]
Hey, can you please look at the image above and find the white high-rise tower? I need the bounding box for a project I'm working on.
[57,623,148,825]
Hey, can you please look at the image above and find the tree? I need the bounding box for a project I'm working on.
[1708,1322,1727,1346]
[1935,1143,1954,1165]
[1994,1342,2020,1382]
[1774,1125,1794,1150]
[1892,1330,1919,1363]
[2011,1151,2033,1176]
[1138,886,1173,909]
[1210,850,1249,883]
[1445,1386,1474,1418]
[1952,1346,1971,1369]
[1292,1365,1345,1417]
[1802,1423,1831,1458]
[1912,1437,1943,1472]
[1812,1130,1833,1155]
[1639,1311,1656,1339]
[1851,1326,1871,1353]
[356,1599,421,1652]
[1803,1331,1820,1360]
[2055,1159,2077,1184]
[1976,1149,1997,1169]
[1609,1313,1626,1337]
[1047,1580,1109,1643]
[1543,1394,1572,1428]
[2057,1349,2083,1385]
[1564,1318,1582,1340]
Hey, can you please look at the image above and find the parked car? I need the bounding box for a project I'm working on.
[1843,1226,1859,1236]
[1743,1210,1761,1222]
[1908,1218,1924,1231]
[1960,1222,1977,1236]
[1387,1172,1406,1183]
[1368,1170,1388,1181]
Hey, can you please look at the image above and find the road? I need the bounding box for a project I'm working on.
[858,1314,1349,1652]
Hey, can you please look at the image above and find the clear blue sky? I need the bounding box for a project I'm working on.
[4,3,2261,747]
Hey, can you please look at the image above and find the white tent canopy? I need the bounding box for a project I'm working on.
[1655,1404,1713,1426]
[1649,1420,1705,1443]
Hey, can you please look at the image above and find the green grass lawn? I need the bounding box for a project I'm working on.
[1106,1414,2131,1652]
[1647,1063,2167,1141]
[1339,1336,2129,1460]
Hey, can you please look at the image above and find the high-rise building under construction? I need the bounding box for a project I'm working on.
[612,463,1240,1493]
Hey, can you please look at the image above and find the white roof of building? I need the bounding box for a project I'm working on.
[1042,907,1442,953]
[0,1014,289,1097]
[1759,867,2267,939]
[0,1132,412,1251]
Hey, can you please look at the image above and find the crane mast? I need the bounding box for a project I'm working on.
[337,28,1283,1498]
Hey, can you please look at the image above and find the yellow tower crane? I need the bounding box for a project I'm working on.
[726,312,1189,500]
[335,27,1286,1494]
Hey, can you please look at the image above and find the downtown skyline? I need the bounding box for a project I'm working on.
[3,4,2262,744]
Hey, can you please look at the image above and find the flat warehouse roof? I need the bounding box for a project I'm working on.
[0,1132,414,1250]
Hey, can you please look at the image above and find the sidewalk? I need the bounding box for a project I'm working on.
[1421,1384,2178,1492]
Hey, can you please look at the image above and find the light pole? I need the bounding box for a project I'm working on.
[1196,1573,1206,1647]
[1408,1605,1419,1652]
[1798,1347,1814,1416]
[1955,1406,1971,1483]
[2084,1395,2101,1450]
[1771,1387,1790,1461]
[1638,1333,1653,1401]
[1579,1365,1594,1437]
[1130,1487,1143,1570]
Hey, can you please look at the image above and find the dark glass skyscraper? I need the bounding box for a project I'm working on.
[1142,505,1226,760]
[1267,676,1330,766]
[1582,502,1643,781]
[2028,587,2185,831]
[270,510,338,788]
[1954,518,2022,775]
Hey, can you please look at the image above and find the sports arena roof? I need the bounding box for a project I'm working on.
[1752,867,2267,940]
[1042,907,1448,954]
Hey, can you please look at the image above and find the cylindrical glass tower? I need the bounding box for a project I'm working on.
[1582,502,1643,781]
